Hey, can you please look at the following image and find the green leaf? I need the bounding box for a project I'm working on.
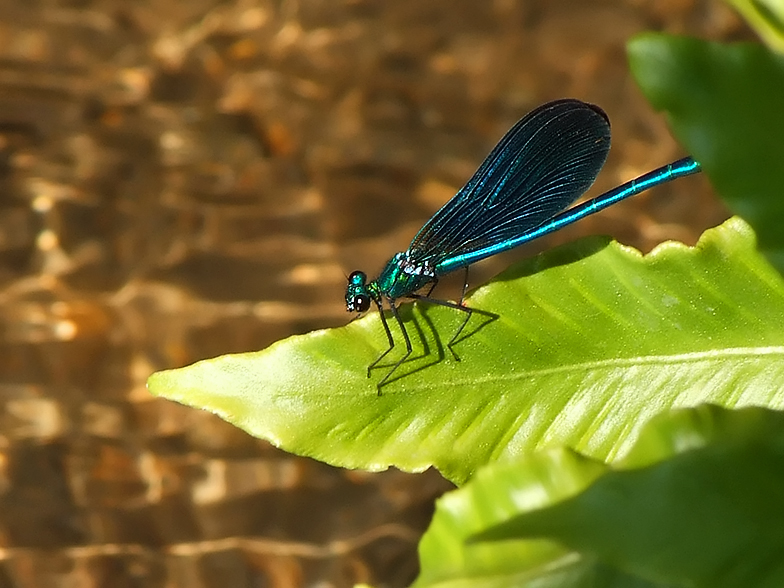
[724,0,784,53]
[416,405,784,588]
[628,35,784,270]
[148,218,784,485]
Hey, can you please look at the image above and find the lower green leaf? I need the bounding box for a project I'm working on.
[418,405,784,588]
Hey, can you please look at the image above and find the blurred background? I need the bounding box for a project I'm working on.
[0,1,743,586]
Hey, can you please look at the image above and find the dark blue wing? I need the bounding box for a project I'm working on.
[407,99,611,271]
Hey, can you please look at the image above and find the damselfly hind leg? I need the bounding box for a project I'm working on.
[424,277,439,298]
[449,267,472,360]
[447,306,474,360]
[408,294,473,361]
[458,267,469,305]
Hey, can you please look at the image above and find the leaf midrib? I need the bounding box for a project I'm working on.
[427,345,784,388]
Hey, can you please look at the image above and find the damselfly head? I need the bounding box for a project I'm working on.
[346,270,371,313]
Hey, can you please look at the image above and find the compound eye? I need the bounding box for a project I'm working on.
[354,294,370,312]
[348,270,366,284]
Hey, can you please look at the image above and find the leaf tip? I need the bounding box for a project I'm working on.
[146,369,174,398]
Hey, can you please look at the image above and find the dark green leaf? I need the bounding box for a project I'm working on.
[629,35,784,270]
